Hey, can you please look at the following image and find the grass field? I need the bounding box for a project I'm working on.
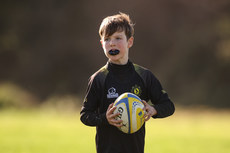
[0,108,230,153]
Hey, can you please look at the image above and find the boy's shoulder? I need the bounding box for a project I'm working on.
[133,63,152,75]
[133,63,158,83]
[90,64,109,83]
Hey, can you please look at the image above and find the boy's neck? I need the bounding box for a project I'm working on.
[109,59,129,65]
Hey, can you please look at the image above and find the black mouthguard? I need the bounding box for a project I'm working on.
[109,50,120,55]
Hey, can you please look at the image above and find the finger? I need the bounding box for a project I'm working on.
[142,100,147,106]
[107,108,120,121]
[114,122,123,127]
[112,120,123,127]
[142,105,147,114]
[110,111,120,118]
[142,100,148,112]
[142,106,147,111]
[144,115,151,122]
[107,106,116,116]
[111,118,123,124]
[142,100,147,112]
[109,118,123,127]
[143,111,148,119]
[148,110,154,117]
[110,106,117,113]
[107,103,114,112]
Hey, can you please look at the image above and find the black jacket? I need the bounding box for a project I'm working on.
[80,61,175,153]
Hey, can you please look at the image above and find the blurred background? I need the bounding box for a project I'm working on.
[1,1,230,153]
[0,0,230,109]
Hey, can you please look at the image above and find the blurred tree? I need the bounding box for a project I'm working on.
[0,0,229,107]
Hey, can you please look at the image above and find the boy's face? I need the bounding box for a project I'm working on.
[100,31,134,65]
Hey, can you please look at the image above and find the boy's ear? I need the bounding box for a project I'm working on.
[128,36,134,48]
[100,40,103,47]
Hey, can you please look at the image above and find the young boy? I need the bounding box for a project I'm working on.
[80,12,175,153]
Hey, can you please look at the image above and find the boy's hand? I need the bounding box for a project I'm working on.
[142,100,157,122]
[106,103,123,127]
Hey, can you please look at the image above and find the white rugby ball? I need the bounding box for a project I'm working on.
[113,92,145,134]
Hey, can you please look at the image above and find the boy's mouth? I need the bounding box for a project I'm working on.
[108,49,120,56]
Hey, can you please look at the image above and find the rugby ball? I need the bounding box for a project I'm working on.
[113,92,145,134]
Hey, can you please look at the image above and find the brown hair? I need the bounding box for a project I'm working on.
[99,12,134,40]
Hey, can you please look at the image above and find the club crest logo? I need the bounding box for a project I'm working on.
[131,85,142,97]
[107,87,119,99]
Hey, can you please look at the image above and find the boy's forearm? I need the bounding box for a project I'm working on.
[152,100,175,118]
[80,110,109,126]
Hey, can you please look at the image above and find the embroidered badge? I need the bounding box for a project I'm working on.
[107,87,119,98]
[131,85,142,97]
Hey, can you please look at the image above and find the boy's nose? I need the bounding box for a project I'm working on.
[109,39,115,46]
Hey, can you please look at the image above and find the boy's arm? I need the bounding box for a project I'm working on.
[147,72,175,118]
[80,103,108,126]
[80,75,109,126]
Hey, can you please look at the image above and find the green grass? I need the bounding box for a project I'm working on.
[0,108,230,153]
[145,110,230,153]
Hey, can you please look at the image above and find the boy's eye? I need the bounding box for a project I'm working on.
[104,38,110,41]
[116,37,121,40]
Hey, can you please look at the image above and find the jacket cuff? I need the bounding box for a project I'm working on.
[152,106,159,118]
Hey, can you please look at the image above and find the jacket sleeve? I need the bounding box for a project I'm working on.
[80,74,109,126]
[146,71,175,118]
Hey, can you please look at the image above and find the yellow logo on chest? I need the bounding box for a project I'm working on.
[131,85,142,97]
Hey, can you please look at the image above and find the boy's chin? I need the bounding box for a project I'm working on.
[108,50,120,56]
